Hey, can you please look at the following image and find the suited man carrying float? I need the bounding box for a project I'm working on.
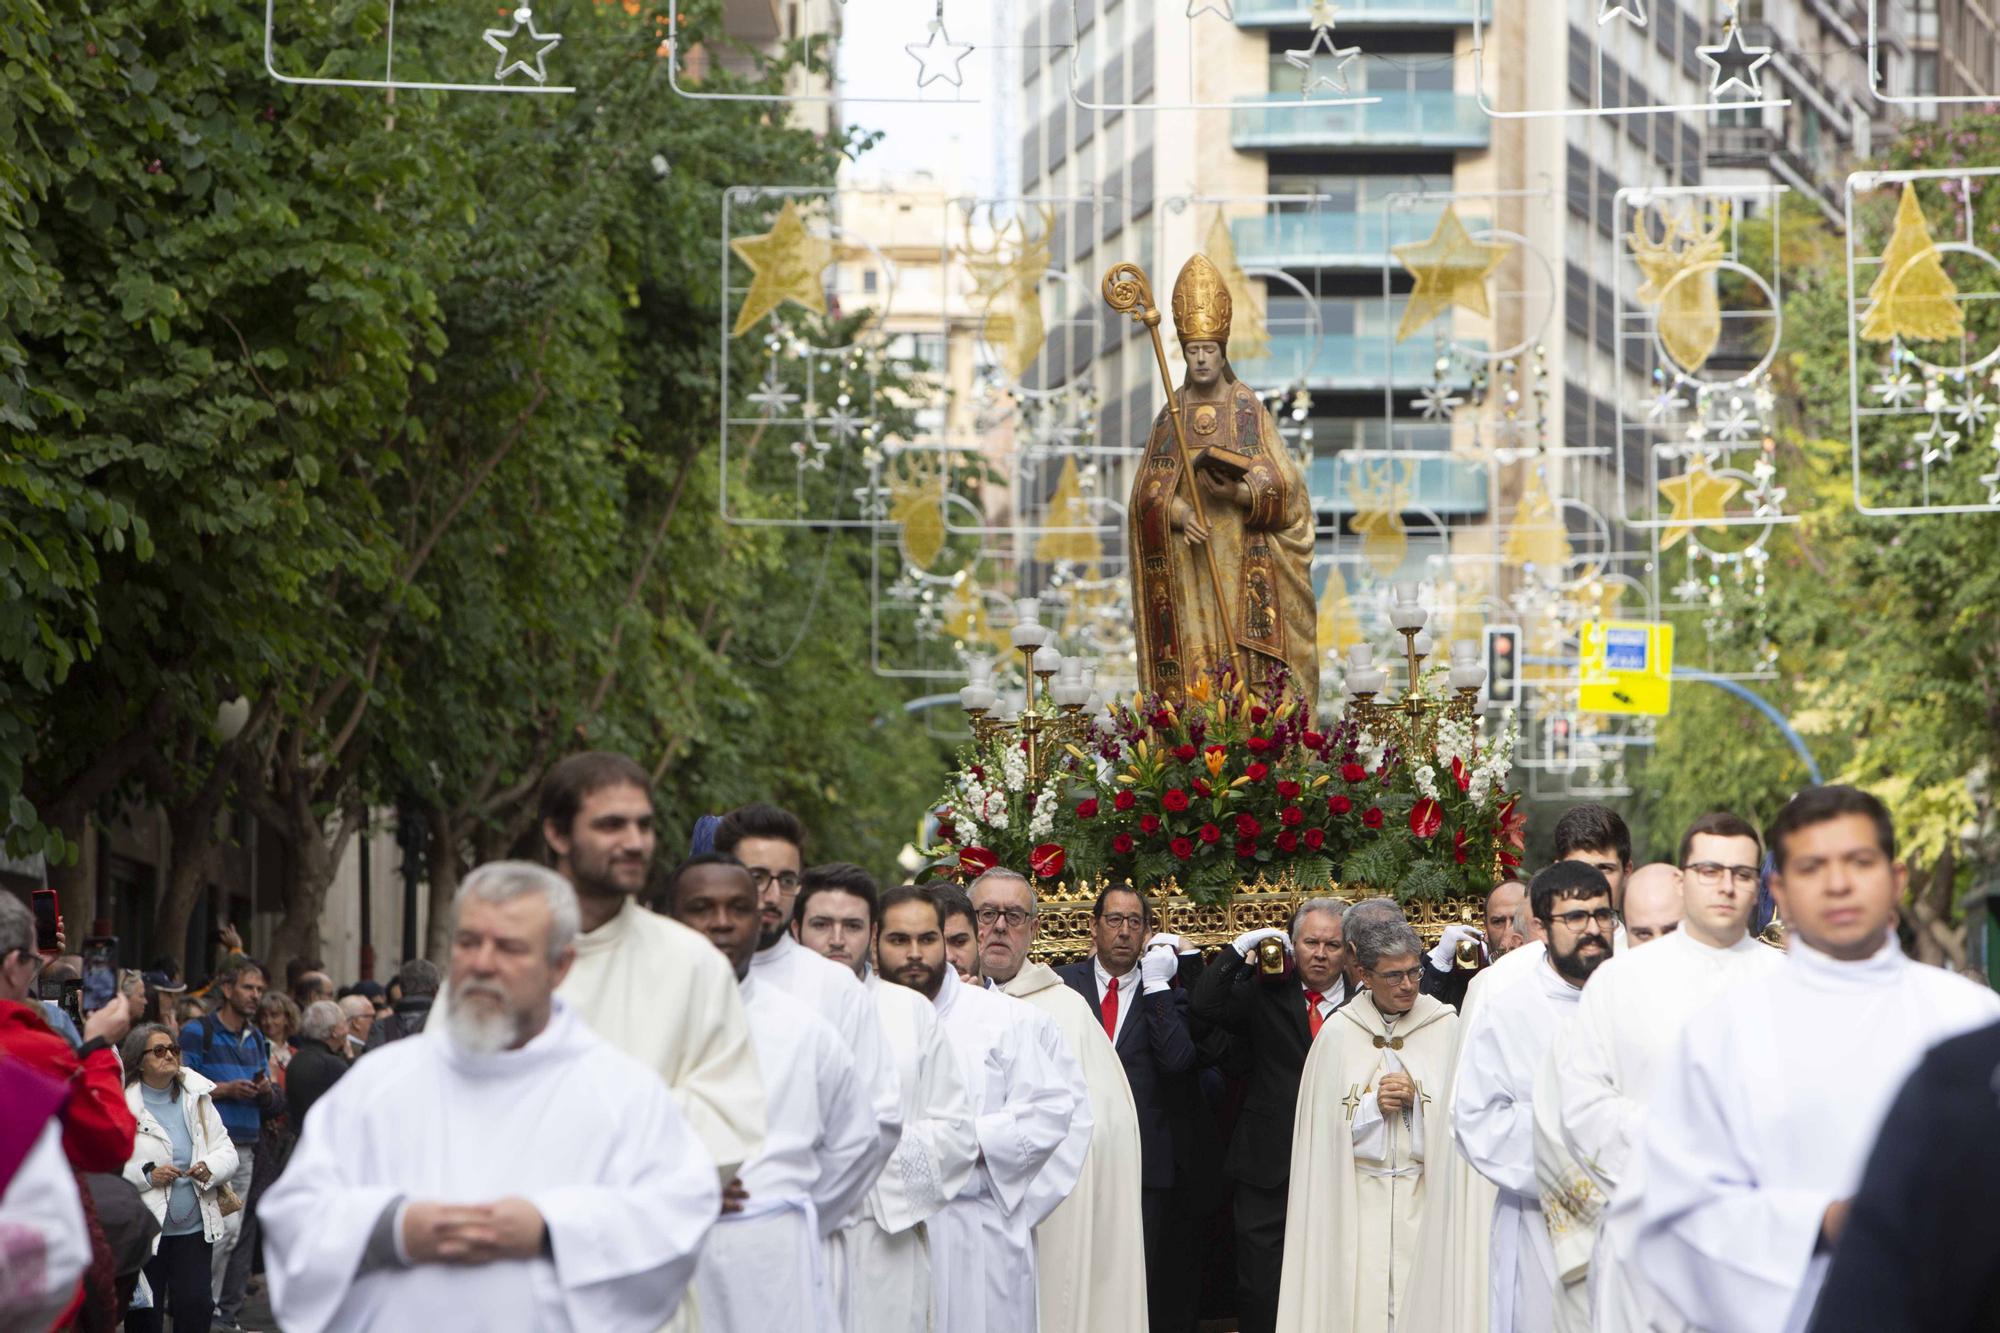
[1056,887,1219,1333]
[1188,898,1349,1333]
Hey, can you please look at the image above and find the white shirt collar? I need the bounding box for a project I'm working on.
[1093,957,1139,993]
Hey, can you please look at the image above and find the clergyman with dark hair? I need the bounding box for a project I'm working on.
[1451,861,1615,1331]
[1633,786,2000,1333]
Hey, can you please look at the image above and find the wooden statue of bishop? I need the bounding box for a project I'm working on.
[1126,254,1318,712]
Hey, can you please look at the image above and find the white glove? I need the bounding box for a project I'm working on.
[1234,927,1290,960]
[1139,944,1179,992]
[1427,924,1483,972]
[1146,932,1192,955]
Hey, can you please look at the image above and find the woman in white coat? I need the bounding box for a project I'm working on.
[121,1021,240,1333]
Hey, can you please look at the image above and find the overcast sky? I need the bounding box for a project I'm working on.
[834,1,1011,194]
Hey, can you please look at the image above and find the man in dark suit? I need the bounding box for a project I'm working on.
[1420,878,1532,1010]
[1188,898,1348,1333]
[1057,886,1213,1333]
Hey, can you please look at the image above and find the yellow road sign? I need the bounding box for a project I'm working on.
[1579,620,1674,716]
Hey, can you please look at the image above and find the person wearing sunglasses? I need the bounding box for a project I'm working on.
[121,1022,239,1333]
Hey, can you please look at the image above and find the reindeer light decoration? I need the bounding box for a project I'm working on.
[1630,200,1731,375]
[961,205,1057,382]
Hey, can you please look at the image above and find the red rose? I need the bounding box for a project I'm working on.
[1075,798,1099,819]
[1162,789,1190,812]
[1245,761,1269,782]
[1198,823,1222,845]
[1234,838,1258,859]
[936,821,957,843]
[1192,779,1212,797]
[1251,704,1269,724]
[1303,827,1326,850]
[1302,730,1326,749]
[1170,837,1195,860]
[1327,795,1353,816]
[1410,798,1443,840]
[1276,830,1299,852]
[1280,805,1304,827]
[1114,833,1137,855]
[1277,780,1302,799]
[1453,828,1469,865]
[958,846,999,876]
[1149,709,1173,731]
[1362,807,1385,829]
[1173,744,1198,763]
[1140,814,1162,835]
[1245,735,1272,753]
[1341,762,1368,784]
[1030,844,1066,879]
[1235,814,1263,840]
[1113,790,1137,812]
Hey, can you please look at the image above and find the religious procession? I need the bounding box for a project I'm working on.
[7,0,2000,1331]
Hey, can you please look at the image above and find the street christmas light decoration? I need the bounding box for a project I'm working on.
[1391,207,1512,343]
[482,7,562,85]
[905,5,974,90]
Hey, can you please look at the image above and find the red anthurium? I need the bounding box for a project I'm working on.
[1075,798,1099,819]
[1498,798,1527,850]
[1452,756,1472,792]
[1030,844,1066,879]
[1453,828,1470,865]
[958,847,999,876]
[1410,799,1443,839]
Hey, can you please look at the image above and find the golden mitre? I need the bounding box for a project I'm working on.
[1171,253,1232,347]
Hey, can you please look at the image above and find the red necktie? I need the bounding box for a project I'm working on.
[1304,990,1325,1038]
[1101,975,1119,1038]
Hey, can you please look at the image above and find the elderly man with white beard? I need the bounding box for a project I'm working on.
[259,862,720,1333]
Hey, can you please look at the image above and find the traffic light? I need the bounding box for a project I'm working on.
[1484,624,1521,707]
[1549,715,1574,771]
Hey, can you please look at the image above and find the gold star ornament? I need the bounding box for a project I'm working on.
[1392,206,1511,343]
[729,199,832,337]
[1657,464,1740,550]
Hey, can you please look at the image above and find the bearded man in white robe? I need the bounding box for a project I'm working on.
[973,868,1148,1333]
[665,856,883,1332]
[793,868,980,1333]
[1636,786,2000,1333]
[879,884,1083,1333]
[261,862,720,1333]
[1453,862,1615,1332]
[1277,912,1459,1333]
[1555,821,1781,1333]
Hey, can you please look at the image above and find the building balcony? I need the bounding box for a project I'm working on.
[1233,0,1488,25]
[1314,448,1491,516]
[1232,208,1489,271]
[1704,125,1843,222]
[1233,329,1482,392]
[1230,93,1491,153]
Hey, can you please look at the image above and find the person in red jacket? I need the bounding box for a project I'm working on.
[2,892,140,1328]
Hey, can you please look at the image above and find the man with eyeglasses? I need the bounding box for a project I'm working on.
[1055,886,1212,1333]
[973,868,1147,1333]
[1551,812,1781,1333]
[1454,861,1615,1333]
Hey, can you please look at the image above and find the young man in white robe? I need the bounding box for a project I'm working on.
[1635,785,2000,1333]
[261,862,720,1333]
[879,883,1083,1333]
[794,869,980,1333]
[1277,912,1460,1333]
[1453,860,1615,1333]
[665,856,883,1332]
[1554,818,1781,1333]
[972,868,1148,1333]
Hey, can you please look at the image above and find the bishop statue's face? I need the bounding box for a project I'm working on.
[1184,340,1224,389]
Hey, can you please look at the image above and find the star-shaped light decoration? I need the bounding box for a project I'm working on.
[1283,1,1361,97]
[1872,367,1921,408]
[1710,396,1755,442]
[906,19,974,89]
[1186,0,1235,17]
[1697,21,1772,101]
[1392,207,1511,343]
[1951,391,1993,431]
[1598,0,1647,25]
[483,6,562,84]
[1657,463,1741,549]
[1914,415,1962,464]
[729,199,833,337]
[1413,382,1463,420]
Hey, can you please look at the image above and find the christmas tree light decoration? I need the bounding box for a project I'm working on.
[1657,463,1742,549]
[1033,458,1103,566]
[729,199,833,336]
[1347,459,1413,576]
[1203,211,1272,360]
[1391,207,1511,343]
[1503,472,1572,577]
[1859,183,1965,344]
[483,6,562,84]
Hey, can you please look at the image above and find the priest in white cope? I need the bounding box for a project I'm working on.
[1277,912,1460,1333]
[536,753,764,1178]
[1636,785,2000,1333]
[261,862,720,1333]
[793,869,980,1333]
[1453,861,1615,1333]
[878,883,1084,1333]
[666,856,884,1332]
[1555,819,1781,1333]
[974,868,1148,1333]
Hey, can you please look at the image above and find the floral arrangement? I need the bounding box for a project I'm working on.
[930,668,1522,906]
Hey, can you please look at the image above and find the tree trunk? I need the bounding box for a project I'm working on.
[47,807,94,943]
[151,770,238,973]
[423,806,464,966]
[1905,850,1968,971]
[265,789,361,985]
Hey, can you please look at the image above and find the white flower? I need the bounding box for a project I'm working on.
[1414,763,1440,801]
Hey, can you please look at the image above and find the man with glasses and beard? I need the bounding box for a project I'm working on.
[260,862,720,1332]
[1453,862,1615,1332]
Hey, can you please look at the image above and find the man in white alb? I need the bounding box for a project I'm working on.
[1635,785,2000,1333]
[260,862,720,1333]
[879,884,1082,1333]
[1453,861,1615,1332]
[666,855,882,1332]
[794,868,980,1333]
[1555,816,1780,1333]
